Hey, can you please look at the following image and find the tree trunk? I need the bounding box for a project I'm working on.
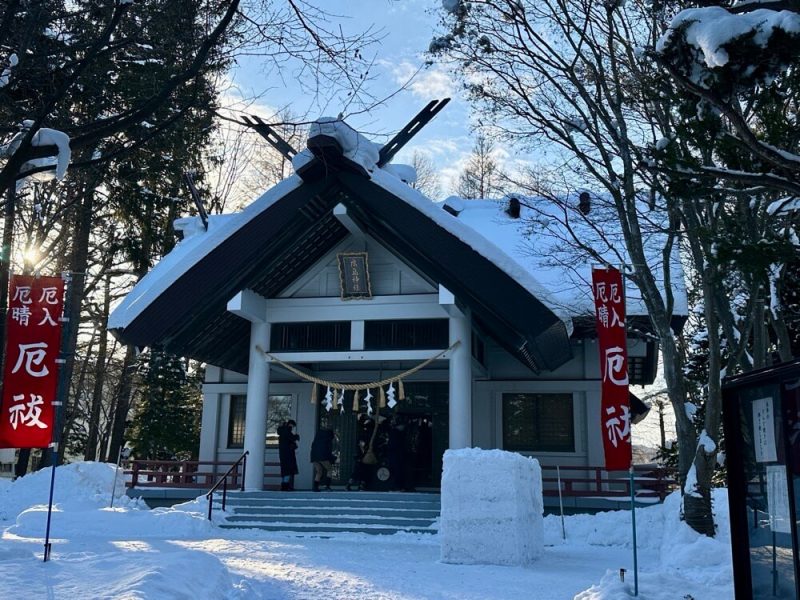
[84,275,111,460]
[1,186,27,478]
[106,345,137,462]
[61,332,97,455]
[58,182,97,453]
[683,272,721,536]
[0,185,14,384]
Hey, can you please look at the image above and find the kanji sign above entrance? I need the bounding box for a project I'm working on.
[592,267,632,471]
[0,275,65,448]
[337,252,372,300]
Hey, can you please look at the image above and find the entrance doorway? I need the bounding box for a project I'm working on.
[318,381,448,489]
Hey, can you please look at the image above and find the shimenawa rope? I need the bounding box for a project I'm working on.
[254,341,460,391]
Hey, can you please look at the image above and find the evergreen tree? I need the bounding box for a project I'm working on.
[129,351,202,461]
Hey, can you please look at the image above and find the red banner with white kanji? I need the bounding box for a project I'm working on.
[592,267,632,471]
[0,275,65,448]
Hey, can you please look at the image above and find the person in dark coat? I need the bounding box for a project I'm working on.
[277,420,299,491]
[347,414,373,491]
[387,419,406,491]
[310,428,336,492]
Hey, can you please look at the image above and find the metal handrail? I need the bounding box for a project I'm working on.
[205,451,248,520]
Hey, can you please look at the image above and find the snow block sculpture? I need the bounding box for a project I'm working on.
[440,448,544,566]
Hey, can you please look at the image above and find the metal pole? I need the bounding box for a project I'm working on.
[557,466,566,540]
[43,272,71,562]
[629,466,639,596]
[43,454,57,562]
[110,446,122,508]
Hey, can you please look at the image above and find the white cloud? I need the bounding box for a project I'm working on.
[389,61,456,100]
[419,137,464,157]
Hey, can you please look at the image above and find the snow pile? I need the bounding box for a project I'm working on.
[568,489,733,598]
[440,448,544,566]
[0,462,734,599]
[308,117,382,172]
[0,461,132,522]
[298,117,418,186]
[173,214,208,239]
[1,466,234,600]
[0,462,220,541]
[382,162,417,184]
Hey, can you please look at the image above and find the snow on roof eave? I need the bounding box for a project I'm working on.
[443,196,690,323]
[108,176,304,333]
[369,169,575,336]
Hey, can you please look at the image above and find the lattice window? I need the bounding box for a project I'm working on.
[502,393,575,453]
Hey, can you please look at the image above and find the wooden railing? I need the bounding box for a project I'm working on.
[540,465,677,501]
[123,459,281,489]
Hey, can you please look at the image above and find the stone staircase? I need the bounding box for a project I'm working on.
[215,490,440,536]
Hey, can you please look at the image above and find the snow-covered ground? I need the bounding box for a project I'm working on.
[0,463,733,599]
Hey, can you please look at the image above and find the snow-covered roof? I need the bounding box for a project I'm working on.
[110,117,570,334]
[109,117,686,373]
[368,169,575,328]
[439,198,687,320]
[107,176,302,331]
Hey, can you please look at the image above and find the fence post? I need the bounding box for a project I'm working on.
[132,462,140,488]
[241,453,247,492]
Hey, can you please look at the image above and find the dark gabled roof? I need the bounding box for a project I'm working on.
[334,171,571,371]
[109,135,574,374]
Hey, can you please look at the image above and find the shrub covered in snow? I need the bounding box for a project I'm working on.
[656,7,800,91]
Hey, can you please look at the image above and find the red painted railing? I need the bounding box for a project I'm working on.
[540,465,677,501]
[124,459,281,489]
[124,460,677,500]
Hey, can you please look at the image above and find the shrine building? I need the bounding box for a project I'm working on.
[108,114,687,493]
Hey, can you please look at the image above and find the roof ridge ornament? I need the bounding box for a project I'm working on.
[182,171,209,232]
[241,115,298,162]
[377,98,451,167]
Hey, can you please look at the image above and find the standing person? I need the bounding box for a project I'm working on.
[310,428,335,492]
[347,414,372,491]
[277,419,299,491]
[387,418,406,491]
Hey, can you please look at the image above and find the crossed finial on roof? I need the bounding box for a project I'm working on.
[239,98,451,167]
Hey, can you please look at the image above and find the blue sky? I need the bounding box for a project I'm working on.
[226,0,477,196]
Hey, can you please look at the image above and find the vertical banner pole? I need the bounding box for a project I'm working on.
[629,466,639,596]
[43,272,70,562]
[557,465,566,540]
[110,445,123,509]
[592,265,635,593]
[43,456,57,561]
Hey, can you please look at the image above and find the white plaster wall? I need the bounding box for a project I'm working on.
[201,371,315,489]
